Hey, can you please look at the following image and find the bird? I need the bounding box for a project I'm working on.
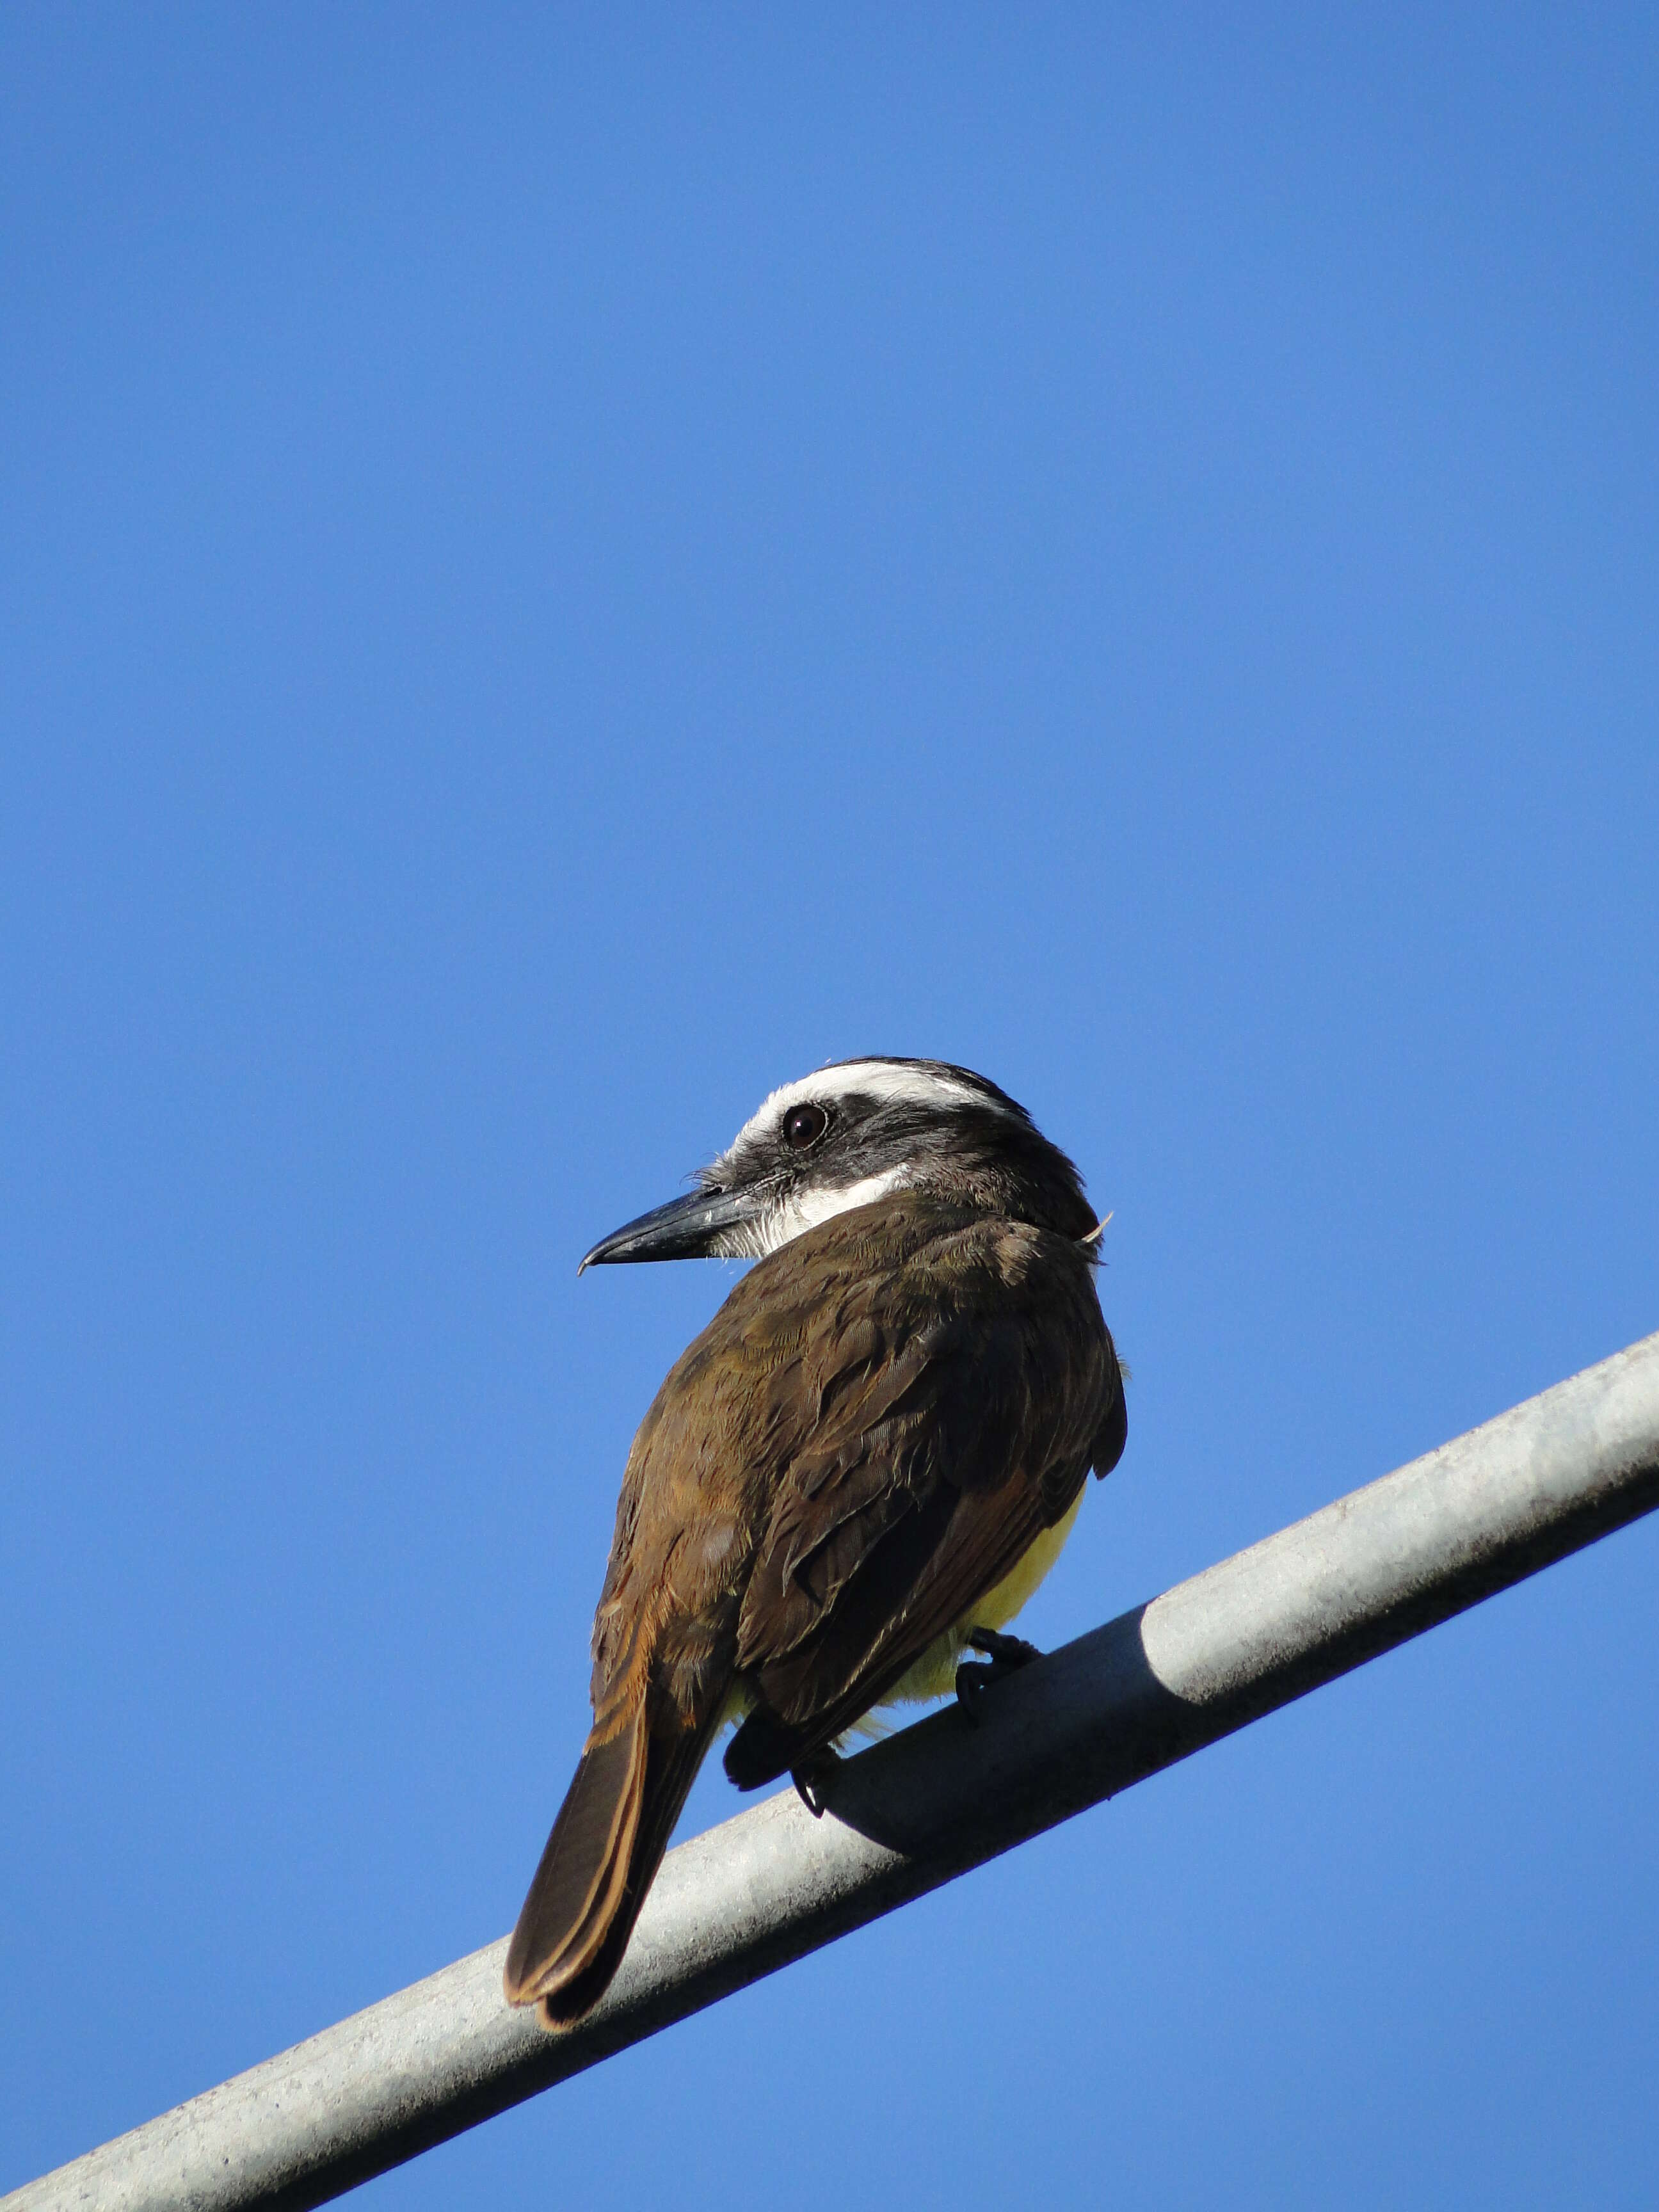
[504,1056,1126,2030]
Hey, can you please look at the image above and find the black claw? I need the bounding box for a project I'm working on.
[967,1629,1042,1668]
[955,1629,1044,1720]
[954,1658,991,1722]
[790,1749,841,1818]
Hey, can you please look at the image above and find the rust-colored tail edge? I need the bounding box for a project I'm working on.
[504,1697,718,2030]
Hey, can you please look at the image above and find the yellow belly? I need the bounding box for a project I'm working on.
[877,1486,1087,1706]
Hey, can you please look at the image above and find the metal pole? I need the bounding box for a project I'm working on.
[11,1329,1659,2212]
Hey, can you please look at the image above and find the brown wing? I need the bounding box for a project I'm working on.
[723,1199,1123,1783]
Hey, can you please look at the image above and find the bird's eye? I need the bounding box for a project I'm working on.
[783,1103,830,1151]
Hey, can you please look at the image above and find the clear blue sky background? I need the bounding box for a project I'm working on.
[3,9,1656,2206]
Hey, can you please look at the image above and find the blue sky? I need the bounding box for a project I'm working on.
[3,8,1656,2205]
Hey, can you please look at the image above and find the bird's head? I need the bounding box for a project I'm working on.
[579,1057,1098,1269]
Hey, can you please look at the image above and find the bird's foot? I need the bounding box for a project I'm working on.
[790,1747,842,1818]
[954,1629,1043,1724]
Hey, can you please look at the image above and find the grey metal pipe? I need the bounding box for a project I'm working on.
[12,1329,1659,2212]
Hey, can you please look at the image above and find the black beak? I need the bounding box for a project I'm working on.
[579,1185,765,1271]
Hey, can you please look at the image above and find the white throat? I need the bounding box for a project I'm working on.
[754,1166,911,1256]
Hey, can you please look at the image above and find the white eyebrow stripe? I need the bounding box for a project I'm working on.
[732,1061,1010,1148]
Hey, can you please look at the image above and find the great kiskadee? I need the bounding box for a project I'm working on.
[504,1057,1126,2028]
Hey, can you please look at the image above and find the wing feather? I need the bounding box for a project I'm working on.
[728,1208,1122,1771]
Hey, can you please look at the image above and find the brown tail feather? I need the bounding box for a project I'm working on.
[503,1696,717,2028]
